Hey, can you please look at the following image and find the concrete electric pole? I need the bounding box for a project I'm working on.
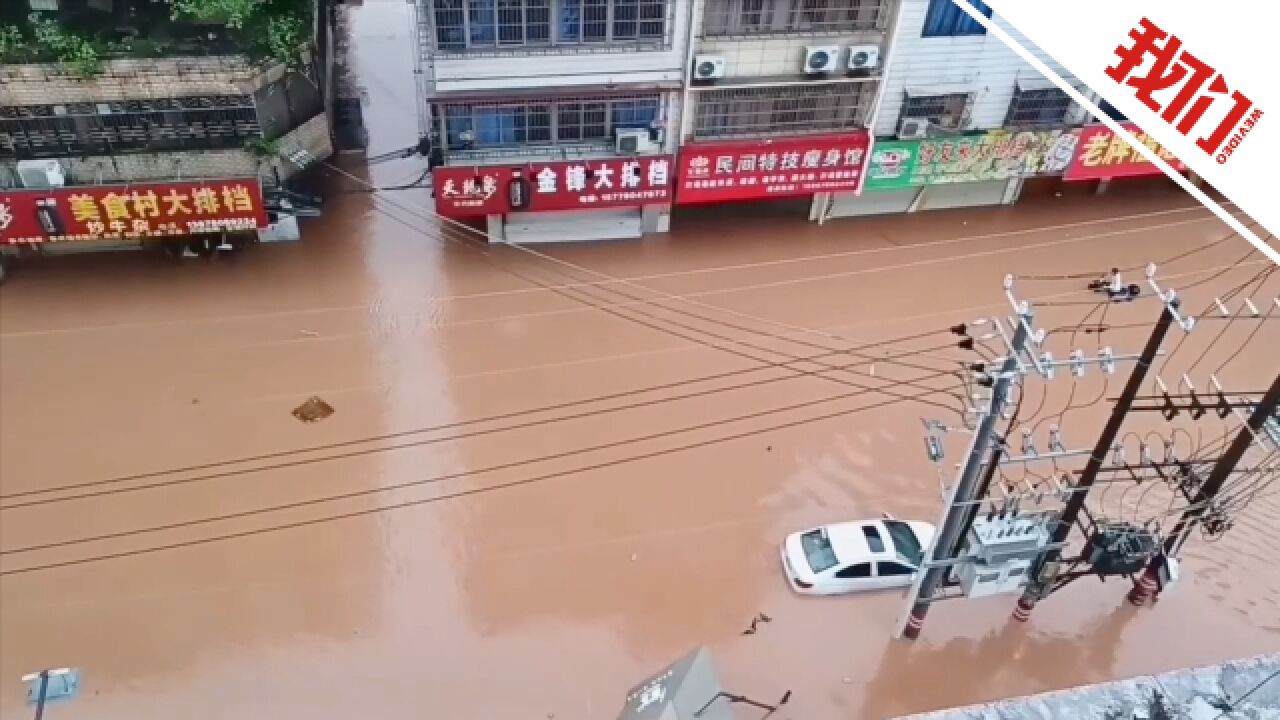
[895,305,1031,639]
[1013,283,1192,621]
[1127,370,1280,606]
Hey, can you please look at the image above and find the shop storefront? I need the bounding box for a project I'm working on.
[825,128,1081,219]
[0,179,269,263]
[672,132,871,221]
[432,156,675,244]
[1062,122,1186,191]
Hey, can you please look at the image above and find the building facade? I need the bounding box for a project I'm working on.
[822,0,1091,219]
[672,0,890,219]
[416,0,690,242]
[0,1,336,266]
[415,0,1178,242]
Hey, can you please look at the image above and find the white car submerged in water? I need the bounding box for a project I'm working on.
[780,517,936,596]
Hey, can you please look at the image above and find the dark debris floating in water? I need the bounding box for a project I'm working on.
[292,396,335,423]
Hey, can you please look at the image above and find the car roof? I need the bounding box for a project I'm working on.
[824,520,895,563]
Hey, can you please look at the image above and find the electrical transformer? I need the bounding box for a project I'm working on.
[954,515,1052,598]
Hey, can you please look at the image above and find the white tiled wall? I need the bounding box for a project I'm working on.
[695,32,886,80]
[874,0,1083,136]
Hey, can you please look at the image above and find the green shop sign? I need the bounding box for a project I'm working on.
[864,128,1081,190]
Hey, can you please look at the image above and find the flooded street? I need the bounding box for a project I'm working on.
[2,2,1277,718]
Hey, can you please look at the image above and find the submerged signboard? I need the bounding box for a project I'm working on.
[675,131,871,204]
[0,179,268,244]
[431,156,675,218]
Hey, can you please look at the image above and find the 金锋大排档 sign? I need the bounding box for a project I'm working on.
[431,156,675,217]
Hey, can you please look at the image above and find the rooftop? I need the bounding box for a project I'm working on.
[893,653,1280,720]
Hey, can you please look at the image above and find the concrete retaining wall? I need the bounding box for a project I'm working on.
[894,654,1280,720]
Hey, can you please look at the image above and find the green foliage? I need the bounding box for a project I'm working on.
[0,25,25,59]
[243,136,281,157]
[259,12,307,66]
[169,0,262,29]
[7,0,310,72]
[28,14,101,76]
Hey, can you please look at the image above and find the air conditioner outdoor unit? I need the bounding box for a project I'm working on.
[846,45,881,71]
[897,117,930,139]
[693,54,726,81]
[802,46,839,75]
[16,159,66,189]
[28,0,59,10]
[616,128,654,155]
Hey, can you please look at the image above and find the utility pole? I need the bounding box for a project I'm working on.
[895,303,1032,640]
[1013,282,1191,621]
[1013,279,1192,617]
[1127,370,1280,606]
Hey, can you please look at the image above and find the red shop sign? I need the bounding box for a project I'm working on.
[1063,122,1187,181]
[432,155,675,218]
[0,178,268,245]
[675,131,871,205]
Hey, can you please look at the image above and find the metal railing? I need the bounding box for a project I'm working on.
[691,80,875,140]
[420,0,675,57]
[701,0,888,38]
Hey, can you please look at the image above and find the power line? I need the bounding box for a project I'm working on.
[3,367,964,555]
[1,340,965,511]
[0,383,957,576]
[0,329,953,502]
[347,184,974,409]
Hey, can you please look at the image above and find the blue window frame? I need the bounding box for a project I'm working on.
[611,98,659,129]
[921,0,992,38]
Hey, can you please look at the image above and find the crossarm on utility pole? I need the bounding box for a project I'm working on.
[1015,300,1179,614]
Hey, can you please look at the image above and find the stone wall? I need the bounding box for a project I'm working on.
[0,54,301,105]
[1,113,333,188]
[894,654,1280,720]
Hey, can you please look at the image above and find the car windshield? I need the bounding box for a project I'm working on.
[884,520,923,566]
[800,529,839,573]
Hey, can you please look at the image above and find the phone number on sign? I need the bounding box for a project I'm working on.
[187,218,260,232]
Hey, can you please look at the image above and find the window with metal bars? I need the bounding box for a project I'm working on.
[691,81,874,139]
[898,92,969,129]
[1003,87,1073,127]
[701,0,885,37]
[0,96,263,160]
[438,94,659,154]
[431,0,668,52]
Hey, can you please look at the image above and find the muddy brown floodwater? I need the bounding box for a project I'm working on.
[2,3,1278,718]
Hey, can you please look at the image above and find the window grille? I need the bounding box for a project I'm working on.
[898,92,969,129]
[691,81,875,139]
[1003,87,1073,127]
[701,0,885,38]
[436,93,660,159]
[430,0,669,53]
[0,96,262,160]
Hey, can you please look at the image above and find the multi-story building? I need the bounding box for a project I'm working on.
[671,0,893,220]
[821,0,1091,219]
[0,0,336,272]
[415,0,1176,241]
[417,0,690,242]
